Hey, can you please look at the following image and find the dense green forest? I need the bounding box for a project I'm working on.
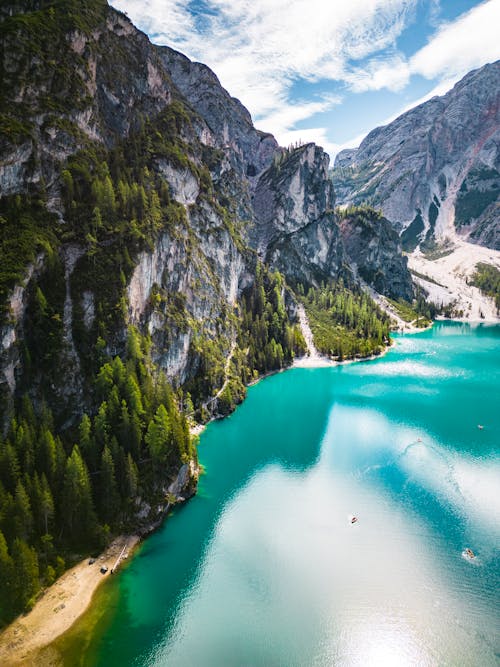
[0,327,193,625]
[471,263,500,313]
[299,281,391,359]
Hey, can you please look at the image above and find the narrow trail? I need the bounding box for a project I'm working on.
[189,341,237,435]
[213,340,237,401]
[294,305,333,368]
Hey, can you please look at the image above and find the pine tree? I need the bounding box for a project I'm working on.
[98,445,120,525]
[11,538,40,612]
[39,474,55,535]
[13,480,33,541]
[145,405,171,478]
[0,530,14,623]
[62,446,96,544]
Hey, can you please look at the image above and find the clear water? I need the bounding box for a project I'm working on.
[59,322,500,666]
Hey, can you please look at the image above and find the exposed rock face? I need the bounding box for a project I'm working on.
[338,209,413,301]
[252,144,346,286]
[334,61,500,250]
[0,256,44,412]
[159,46,278,181]
[126,204,247,387]
[0,3,177,198]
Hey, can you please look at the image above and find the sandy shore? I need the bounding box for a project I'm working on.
[0,535,140,666]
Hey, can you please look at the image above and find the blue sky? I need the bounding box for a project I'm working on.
[110,0,500,159]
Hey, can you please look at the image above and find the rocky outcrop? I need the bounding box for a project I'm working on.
[0,255,45,420]
[334,61,500,250]
[0,3,178,199]
[338,208,413,301]
[252,144,346,286]
[127,203,247,386]
[159,46,278,182]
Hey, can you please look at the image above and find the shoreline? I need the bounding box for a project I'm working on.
[0,535,140,666]
[191,335,402,438]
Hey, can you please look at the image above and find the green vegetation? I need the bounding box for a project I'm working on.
[470,263,500,313]
[409,269,444,287]
[0,327,193,626]
[239,264,306,373]
[300,281,391,359]
[387,297,434,327]
[455,188,498,227]
[183,264,306,421]
[0,1,108,131]
[336,203,383,222]
[401,212,424,252]
[0,196,60,321]
[420,241,455,261]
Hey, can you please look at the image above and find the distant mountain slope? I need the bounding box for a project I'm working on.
[334,61,500,251]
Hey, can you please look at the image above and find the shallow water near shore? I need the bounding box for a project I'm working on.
[55,321,500,666]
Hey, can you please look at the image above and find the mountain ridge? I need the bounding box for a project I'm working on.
[334,60,500,252]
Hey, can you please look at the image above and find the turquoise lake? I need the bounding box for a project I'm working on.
[81,322,499,666]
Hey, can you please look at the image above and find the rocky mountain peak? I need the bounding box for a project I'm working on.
[334,60,500,251]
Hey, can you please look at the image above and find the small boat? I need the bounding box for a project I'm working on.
[463,548,475,560]
[350,516,358,524]
[477,424,484,430]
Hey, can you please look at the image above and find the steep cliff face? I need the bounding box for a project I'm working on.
[338,208,413,301]
[159,46,278,180]
[334,61,500,251]
[0,0,253,421]
[0,1,176,200]
[252,144,346,286]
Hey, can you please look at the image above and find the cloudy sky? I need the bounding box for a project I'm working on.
[109,0,500,159]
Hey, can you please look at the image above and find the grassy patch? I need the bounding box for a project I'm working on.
[420,241,455,261]
[387,297,432,327]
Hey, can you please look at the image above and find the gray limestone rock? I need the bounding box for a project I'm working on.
[334,61,500,250]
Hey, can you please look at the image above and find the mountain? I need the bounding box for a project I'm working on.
[0,0,413,422]
[0,0,412,623]
[334,61,500,252]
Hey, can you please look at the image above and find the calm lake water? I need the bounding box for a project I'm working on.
[58,322,500,666]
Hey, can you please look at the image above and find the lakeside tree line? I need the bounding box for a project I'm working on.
[300,280,391,359]
[0,328,193,626]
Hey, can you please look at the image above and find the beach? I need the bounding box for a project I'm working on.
[0,535,139,666]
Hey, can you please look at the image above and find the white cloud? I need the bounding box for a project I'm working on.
[110,0,416,131]
[345,55,410,93]
[410,0,500,80]
[110,0,500,161]
[258,96,341,138]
